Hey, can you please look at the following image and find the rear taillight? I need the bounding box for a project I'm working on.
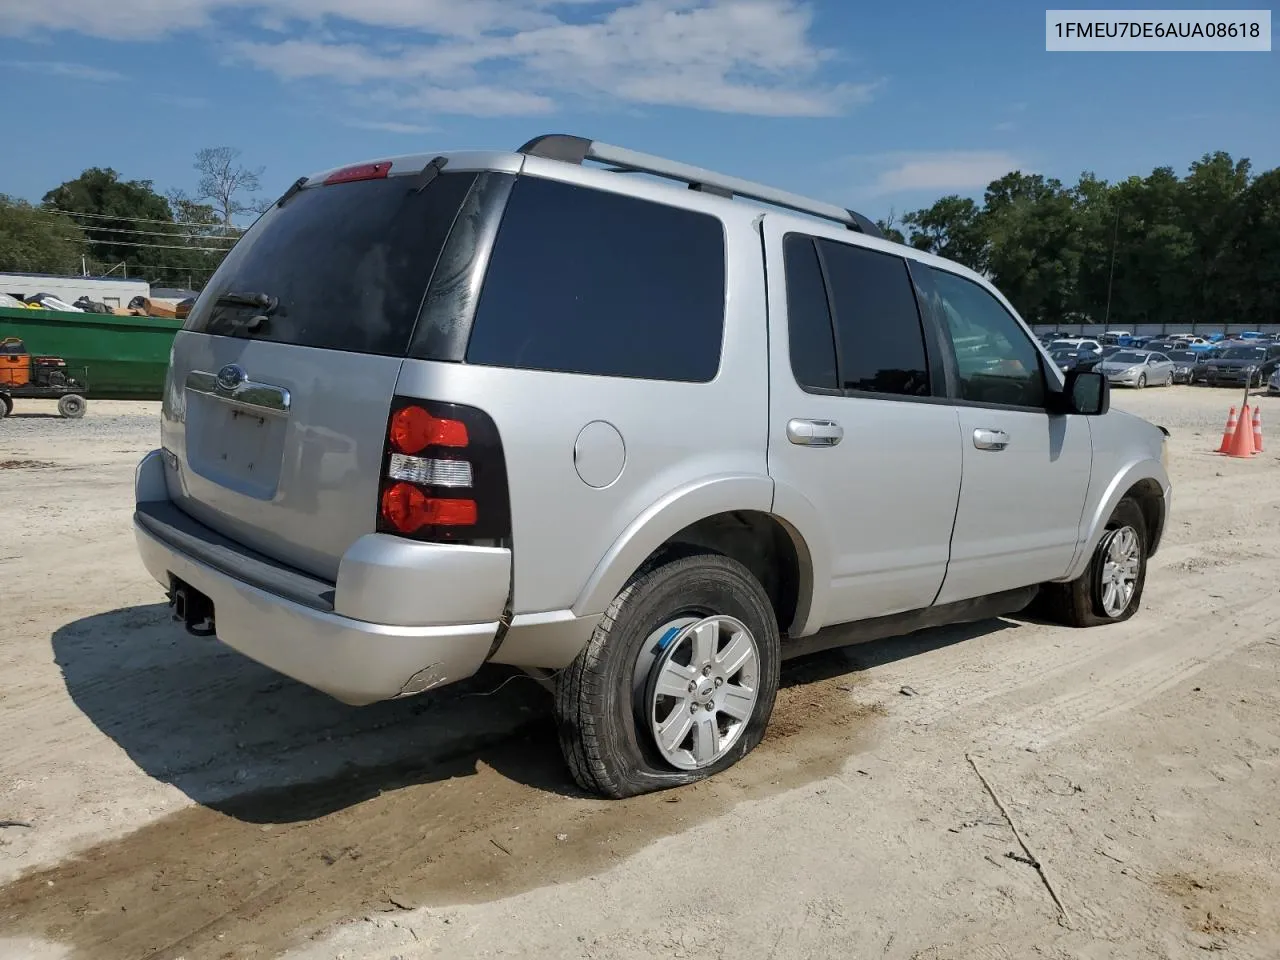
[376,398,511,544]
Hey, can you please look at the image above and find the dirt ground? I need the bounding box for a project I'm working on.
[1,387,1278,960]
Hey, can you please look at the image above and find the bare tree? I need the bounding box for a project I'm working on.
[875,206,906,244]
[194,147,264,226]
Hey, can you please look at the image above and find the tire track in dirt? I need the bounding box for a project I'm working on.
[0,659,884,960]
[860,552,1278,741]
[977,589,1280,753]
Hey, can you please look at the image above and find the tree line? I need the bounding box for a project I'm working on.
[876,151,1278,328]
[2,147,1276,326]
[0,147,264,291]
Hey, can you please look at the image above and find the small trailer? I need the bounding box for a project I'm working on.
[0,338,89,419]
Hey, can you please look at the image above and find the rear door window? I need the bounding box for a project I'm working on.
[183,171,478,356]
[465,175,726,382]
[817,238,931,397]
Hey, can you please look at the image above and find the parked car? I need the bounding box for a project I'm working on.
[1049,347,1103,373]
[1165,349,1205,384]
[1049,338,1102,354]
[131,134,1172,797]
[1097,350,1176,388]
[1101,330,1132,346]
[1198,344,1280,388]
[1269,366,1280,396]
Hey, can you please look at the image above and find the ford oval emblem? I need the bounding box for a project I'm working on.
[215,364,247,392]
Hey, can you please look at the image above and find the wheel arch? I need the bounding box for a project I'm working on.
[570,475,827,639]
[1064,461,1169,580]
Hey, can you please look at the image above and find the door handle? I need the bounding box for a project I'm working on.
[787,418,844,447]
[973,428,1010,451]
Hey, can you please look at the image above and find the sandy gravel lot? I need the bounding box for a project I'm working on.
[1,388,1278,960]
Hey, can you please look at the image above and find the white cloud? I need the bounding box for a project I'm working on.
[343,118,434,135]
[0,0,584,40]
[1,0,870,118]
[0,0,226,40]
[391,86,558,118]
[862,151,1025,195]
[8,60,125,82]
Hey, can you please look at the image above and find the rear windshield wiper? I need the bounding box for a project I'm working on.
[215,291,278,312]
[211,291,278,337]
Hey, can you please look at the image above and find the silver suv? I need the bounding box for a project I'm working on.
[134,135,1172,798]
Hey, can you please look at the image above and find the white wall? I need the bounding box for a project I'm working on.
[1033,322,1280,337]
[0,274,151,310]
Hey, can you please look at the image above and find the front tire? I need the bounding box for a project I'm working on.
[1037,498,1148,627]
[1136,373,1147,389]
[555,552,781,798]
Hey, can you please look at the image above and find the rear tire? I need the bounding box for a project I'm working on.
[1037,498,1148,628]
[57,394,86,419]
[555,552,781,799]
[0,395,11,419]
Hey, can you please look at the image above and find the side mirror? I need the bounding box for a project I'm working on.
[1054,369,1109,416]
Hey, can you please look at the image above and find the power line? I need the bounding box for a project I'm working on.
[45,207,248,230]
[86,261,219,274]
[62,237,237,253]
[65,222,239,242]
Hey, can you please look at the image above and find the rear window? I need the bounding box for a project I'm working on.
[465,175,726,382]
[183,171,478,356]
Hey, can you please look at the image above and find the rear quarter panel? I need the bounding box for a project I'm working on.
[395,168,772,616]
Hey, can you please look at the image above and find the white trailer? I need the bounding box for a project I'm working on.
[0,273,151,310]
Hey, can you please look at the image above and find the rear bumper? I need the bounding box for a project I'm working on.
[133,450,507,705]
[1200,370,1254,386]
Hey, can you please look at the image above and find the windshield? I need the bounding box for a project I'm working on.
[1109,351,1147,364]
[1220,347,1267,360]
[1167,350,1196,362]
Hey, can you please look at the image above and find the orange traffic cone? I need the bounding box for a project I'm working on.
[1216,406,1238,453]
[1224,403,1256,458]
[1252,406,1263,452]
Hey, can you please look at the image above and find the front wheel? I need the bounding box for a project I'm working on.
[1037,498,1148,627]
[1136,373,1147,389]
[0,395,11,419]
[555,552,781,798]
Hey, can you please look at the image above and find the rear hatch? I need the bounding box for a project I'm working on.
[161,162,481,581]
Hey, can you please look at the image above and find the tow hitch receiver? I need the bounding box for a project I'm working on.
[168,576,216,637]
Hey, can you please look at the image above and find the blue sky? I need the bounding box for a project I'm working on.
[1,0,1275,224]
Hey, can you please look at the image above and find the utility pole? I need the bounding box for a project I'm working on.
[1103,205,1119,328]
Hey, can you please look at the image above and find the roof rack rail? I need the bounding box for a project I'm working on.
[517,134,884,239]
